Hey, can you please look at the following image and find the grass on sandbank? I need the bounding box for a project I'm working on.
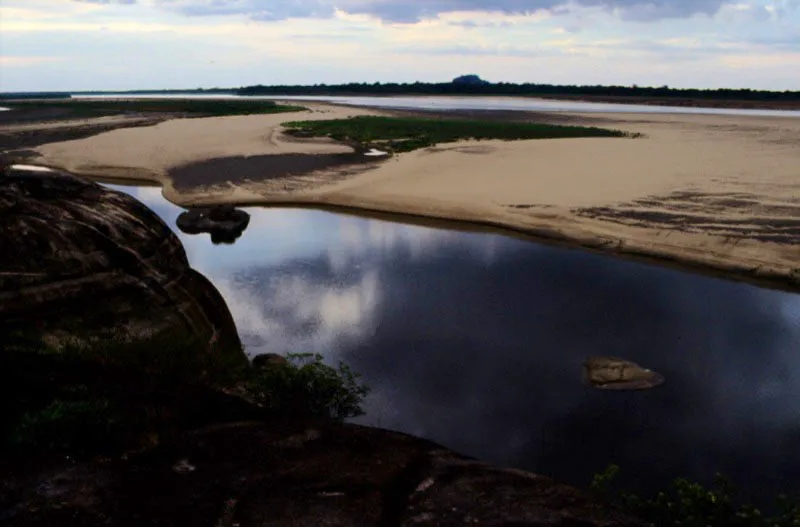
[283,115,638,153]
[3,98,307,118]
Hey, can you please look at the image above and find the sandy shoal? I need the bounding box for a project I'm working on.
[27,104,800,290]
[29,103,380,187]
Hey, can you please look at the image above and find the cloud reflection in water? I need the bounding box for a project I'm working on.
[118,183,800,507]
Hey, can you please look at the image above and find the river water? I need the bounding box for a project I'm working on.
[110,183,800,508]
[73,93,800,118]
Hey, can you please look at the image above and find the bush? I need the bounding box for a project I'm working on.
[244,353,369,421]
[590,464,800,526]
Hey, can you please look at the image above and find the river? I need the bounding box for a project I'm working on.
[73,93,800,118]
[110,183,800,509]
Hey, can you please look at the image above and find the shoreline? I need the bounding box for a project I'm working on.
[5,103,799,293]
[12,167,799,295]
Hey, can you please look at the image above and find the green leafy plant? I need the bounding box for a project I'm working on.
[591,464,800,526]
[244,352,370,421]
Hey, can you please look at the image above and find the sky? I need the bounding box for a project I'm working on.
[0,0,798,92]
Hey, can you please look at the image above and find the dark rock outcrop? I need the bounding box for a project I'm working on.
[0,166,247,369]
[1,420,645,526]
[176,205,250,245]
[252,352,289,370]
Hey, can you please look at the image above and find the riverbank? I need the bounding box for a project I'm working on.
[10,103,800,292]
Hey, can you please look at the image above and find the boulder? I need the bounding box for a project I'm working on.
[0,165,247,372]
[252,352,289,370]
[176,205,250,244]
[582,357,664,390]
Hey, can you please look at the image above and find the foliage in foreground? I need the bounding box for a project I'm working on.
[591,464,800,527]
[2,327,249,386]
[244,352,370,421]
[2,332,369,458]
[4,98,307,118]
[283,115,636,153]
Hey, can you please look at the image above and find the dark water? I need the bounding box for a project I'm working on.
[115,184,800,507]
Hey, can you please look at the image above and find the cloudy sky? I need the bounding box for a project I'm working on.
[1,0,798,92]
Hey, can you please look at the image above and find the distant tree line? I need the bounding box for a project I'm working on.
[0,92,72,100]
[70,88,236,96]
[236,82,800,101]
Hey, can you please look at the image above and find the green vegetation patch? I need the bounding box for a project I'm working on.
[2,332,369,459]
[591,464,800,526]
[283,115,634,153]
[4,98,306,118]
[244,353,369,421]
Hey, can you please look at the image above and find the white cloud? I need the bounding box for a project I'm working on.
[1,0,798,91]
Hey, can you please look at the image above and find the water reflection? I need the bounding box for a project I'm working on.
[113,184,800,507]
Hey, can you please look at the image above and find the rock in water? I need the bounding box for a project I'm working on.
[176,205,250,245]
[0,166,247,372]
[583,356,665,390]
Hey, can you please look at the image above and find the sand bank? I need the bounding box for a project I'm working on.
[27,103,382,195]
[22,104,800,291]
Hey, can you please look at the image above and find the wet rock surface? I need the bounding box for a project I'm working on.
[0,165,246,364]
[1,420,645,527]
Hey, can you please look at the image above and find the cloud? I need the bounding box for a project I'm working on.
[74,0,136,4]
[0,56,64,66]
[71,0,734,22]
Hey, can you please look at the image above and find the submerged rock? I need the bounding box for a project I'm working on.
[583,356,665,390]
[0,165,247,371]
[176,205,250,245]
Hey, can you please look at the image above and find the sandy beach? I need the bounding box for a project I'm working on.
[10,102,800,291]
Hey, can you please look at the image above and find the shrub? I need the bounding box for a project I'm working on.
[590,464,800,526]
[244,353,369,421]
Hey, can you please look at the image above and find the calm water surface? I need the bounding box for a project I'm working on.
[114,184,800,506]
[75,93,800,118]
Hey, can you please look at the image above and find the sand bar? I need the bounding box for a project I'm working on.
[16,103,800,291]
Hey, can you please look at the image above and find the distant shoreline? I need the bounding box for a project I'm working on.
[2,91,799,112]
[272,93,800,111]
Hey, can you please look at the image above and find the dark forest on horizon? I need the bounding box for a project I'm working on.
[3,76,798,102]
[236,79,800,101]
